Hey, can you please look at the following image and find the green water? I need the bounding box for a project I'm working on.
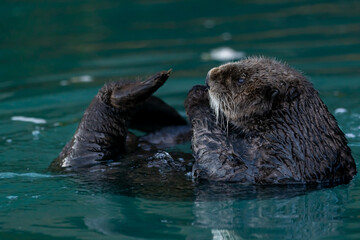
[1,0,360,239]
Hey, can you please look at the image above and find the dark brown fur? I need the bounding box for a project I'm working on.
[185,57,356,185]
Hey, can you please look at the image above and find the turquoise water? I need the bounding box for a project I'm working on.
[1,0,360,239]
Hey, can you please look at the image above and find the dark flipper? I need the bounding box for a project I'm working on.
[111,70,171,110]
[129,96,187,133]
[51,70,172,170]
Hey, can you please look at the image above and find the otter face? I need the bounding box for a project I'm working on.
[207,57,305,127]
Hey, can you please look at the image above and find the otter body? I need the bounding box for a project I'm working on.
[185,57,356,186]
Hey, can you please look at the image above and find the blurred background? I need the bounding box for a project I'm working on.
[1,0,360,239]
[2,0,360,79]
[2,0,360,77]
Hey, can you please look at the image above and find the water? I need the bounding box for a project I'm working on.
[1,0,360,239]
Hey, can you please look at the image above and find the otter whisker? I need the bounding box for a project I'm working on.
[209,91,219,122]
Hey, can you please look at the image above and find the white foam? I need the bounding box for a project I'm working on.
[334,108,347,114]
[70,75,93,83]
[346,133,356,138]
[212,229,238,240]
[32,130,40,136]
[202,47,245,62]
[60,75,93,86]
[11,116,46,124]
[6,196,18,200]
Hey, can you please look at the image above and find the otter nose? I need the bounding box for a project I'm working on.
[205,67,218,88]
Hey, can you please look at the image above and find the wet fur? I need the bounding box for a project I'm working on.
[51,71,189,170]
[185,57,356,185]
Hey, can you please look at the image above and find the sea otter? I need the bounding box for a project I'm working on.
[51,70,190,170]
[185,57,356,186]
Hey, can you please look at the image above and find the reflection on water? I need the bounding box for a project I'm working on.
[58,172,355,239]
[194,186,352,239]
[1,0,360,239]
[10,182,346,239]
[0,182,355,239]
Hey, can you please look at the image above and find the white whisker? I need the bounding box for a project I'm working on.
[209,90,234,133]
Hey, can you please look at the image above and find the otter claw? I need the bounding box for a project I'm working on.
[187,85,208,99]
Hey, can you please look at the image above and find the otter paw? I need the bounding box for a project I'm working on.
[184,85,209,114]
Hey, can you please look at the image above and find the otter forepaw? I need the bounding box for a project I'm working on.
[184,85,209,116]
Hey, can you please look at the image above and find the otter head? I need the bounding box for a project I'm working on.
[207,57,309,129]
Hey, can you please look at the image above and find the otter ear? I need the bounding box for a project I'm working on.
[265,87,280,106]
[285,86,300,102]
[264,87,280,110]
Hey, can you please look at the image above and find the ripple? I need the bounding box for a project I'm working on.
[0,172,55,179]
[60,75,93,86]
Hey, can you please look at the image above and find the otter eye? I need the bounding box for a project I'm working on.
[238,78,245,84]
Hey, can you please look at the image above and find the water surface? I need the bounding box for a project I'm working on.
[1,0,360,239]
